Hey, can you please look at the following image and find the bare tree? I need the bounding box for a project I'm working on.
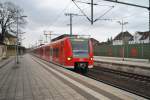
[0,1,27,42]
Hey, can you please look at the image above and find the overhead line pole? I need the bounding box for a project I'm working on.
[65,13,82,35]
[70,14,72,35]
[149,0,150,31]
[149,0,150,62]
[72,0,97,25]
[44,31,48,43]
[43,30,53,43]
[16,10,27,64]
[65,13,74,35]
[91,0,94,25]
[117,19,128,61]
[16,11,19,64]
[73,0,114,24]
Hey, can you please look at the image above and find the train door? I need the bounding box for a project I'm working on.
[45,46,50,61]
[59,42,64,64]
[43,47,45,59]
[40,48,43,58]
[50,46,53,61]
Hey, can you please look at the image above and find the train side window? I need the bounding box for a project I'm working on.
[53,48,55,57]
[53,48,56,57]
[56,48,59,57]
[53,48,59,57]
[61,42,63,49]
[46,47,49,55]
[50,47,53,56]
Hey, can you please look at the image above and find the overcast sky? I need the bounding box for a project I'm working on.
[3,0,149,47]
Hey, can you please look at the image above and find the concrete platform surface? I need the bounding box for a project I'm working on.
[0,56,14,68]
[94,56,149,62]
[0,55,87,100]
[94,56,150,77]
[0,54,148,100]
[94,56,150,68]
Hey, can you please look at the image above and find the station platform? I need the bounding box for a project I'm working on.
[0,56,14,68]
[0,54,148,100]
[94,56,150,77]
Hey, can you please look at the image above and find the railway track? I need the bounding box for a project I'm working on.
[92,66,150,83]
[85,66,150,99]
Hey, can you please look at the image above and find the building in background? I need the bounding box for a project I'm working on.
[0,32,26,59]
[0,32,17,59]
[0,41,5,60]
[129,31,150,44]
[113,31,133,45]
[0,33,7,59]
[90,38,100,46]
[5,32,17,57]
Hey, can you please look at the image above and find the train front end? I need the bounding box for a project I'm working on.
[65,37,94,73]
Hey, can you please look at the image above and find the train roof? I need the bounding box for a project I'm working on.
[51,34,90,42]
[51,34,77,42]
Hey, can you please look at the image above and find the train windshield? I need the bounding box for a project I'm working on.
[71,38,89,58]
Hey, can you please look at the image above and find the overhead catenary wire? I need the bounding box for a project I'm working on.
[46,0,148,40]
[75,0,98,5]
[72,0,91,22]
[47,1,72,28]
[104,13,148,21]
[64,0,114,30]
[39,1,73,45]
[102,0,149,9]
[72,0,116,24]
[93,6,148,22]
[94,5,114,22]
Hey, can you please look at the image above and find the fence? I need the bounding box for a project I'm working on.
[94,43,150,59]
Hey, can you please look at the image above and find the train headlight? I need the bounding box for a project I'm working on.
[90,57,93,60]
[67,57,72,61]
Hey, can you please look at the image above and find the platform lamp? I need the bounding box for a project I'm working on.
[148,29,150,63]
[16,14,27,64]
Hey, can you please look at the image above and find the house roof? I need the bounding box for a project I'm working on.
[113,31,133,40]
[128,36,134,41]
[90,38,99,43]
[5,32,16,38]
[0,32,16,44]
[136,31,150,40]
[0,32,16,38]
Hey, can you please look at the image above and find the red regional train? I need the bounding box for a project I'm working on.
[33,34,94,73]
